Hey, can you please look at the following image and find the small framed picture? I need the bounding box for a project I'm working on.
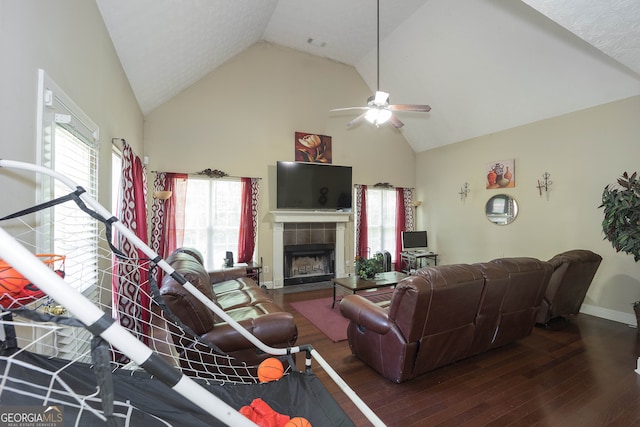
[295,132,332,164]
[486,159,515,189]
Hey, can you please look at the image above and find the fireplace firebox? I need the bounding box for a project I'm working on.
[283,243,335,286]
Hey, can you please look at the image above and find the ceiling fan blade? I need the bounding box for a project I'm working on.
[347,112,368,127]
[389,104,432,112]
[330,106,369,112]
[389,115,404,129]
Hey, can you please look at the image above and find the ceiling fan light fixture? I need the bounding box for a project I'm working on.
[365,107,392,126]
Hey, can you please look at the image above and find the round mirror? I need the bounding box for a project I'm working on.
[485,194,518,225]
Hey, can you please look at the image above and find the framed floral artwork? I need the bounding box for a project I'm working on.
[486,159,515,189]
[295,132,332,163]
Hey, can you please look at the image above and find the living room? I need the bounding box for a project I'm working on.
[2,0,640,424]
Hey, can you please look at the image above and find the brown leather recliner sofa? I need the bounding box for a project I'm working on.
[158,248,298,373]
[535,249,602,325]
[339,257,552,383]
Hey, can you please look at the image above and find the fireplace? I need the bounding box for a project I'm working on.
[271,210,351,289]
[284,243,335,285]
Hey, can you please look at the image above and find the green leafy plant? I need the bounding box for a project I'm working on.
[355,253,383,279]
[599,171,640,262]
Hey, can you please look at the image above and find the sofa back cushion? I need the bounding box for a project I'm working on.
[160,256,216,335]
[470,262,510,355]
[489,257,552,347]
[394,264,485,372]
[543,249,602,319]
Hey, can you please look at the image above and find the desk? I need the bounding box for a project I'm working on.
[332,271,406,308]
[400,251,438,273]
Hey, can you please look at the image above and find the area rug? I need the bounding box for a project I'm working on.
[290,291,393,342]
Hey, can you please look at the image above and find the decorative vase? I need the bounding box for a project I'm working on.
[504,166,512,182]
[497,174,510,187]
[487,169,497,188]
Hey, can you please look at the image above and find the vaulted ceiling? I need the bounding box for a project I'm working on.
[96,0,640,153]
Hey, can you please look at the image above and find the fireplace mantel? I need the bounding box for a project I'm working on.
[270,210,351,223]
[270,210,352,288]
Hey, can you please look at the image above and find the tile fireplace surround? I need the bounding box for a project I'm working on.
[270,210,351,288]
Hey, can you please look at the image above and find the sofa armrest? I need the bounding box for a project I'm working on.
[208,267,247,284]
[200,312,297,352]
[339,295,392,335]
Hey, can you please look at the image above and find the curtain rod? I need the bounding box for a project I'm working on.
[151,169,261,180]
[357,182,414,190]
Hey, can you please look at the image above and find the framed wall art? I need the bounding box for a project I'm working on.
[486,159,515,189]
[295,132,332,163]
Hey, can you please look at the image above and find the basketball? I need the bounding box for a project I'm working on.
[257,357,284,382]
[285,417,312,427]
[0,255,65,309]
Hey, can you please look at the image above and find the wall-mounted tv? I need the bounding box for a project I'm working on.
[276,161,352,210]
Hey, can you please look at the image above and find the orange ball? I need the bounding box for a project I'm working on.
[285,417,312,427]
[257,357,284,382]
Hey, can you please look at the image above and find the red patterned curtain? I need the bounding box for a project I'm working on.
[238,177,259,263]
[150,172,188,283]
[112,140,149,345]
[354,184,369,259]
[394,188,414,270]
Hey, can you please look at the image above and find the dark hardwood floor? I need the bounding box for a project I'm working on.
[269,285,640,427]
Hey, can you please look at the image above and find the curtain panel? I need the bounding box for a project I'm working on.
[354,184,368,259]
[394,187,414,270]
[113,140,150,351]
[150,172,188,284]
[237,177,259,263]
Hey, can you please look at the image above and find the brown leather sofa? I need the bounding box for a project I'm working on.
[339,257,552,383]
[158,248,298,373]
[535,249,602,325]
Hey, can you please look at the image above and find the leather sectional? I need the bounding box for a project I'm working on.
[339,257,553,383]
[158,248,298,375]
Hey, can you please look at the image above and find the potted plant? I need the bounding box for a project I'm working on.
[355,253,383,279]
[600,171,640,326]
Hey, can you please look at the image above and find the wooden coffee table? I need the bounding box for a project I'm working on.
[332,271,407,308]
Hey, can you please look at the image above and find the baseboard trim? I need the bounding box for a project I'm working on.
[580,303,637,327]
[262,280,277,289]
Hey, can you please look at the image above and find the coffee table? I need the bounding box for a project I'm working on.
[332,271,407,308]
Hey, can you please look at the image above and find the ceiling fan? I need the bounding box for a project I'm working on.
[330,0,431,129]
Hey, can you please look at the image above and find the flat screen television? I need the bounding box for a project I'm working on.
[276,161,352,210]
[401,231,428,252]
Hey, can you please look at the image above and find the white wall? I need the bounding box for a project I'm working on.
[144,42,416,283]
[415,95,640,324]
[0,0,143,215]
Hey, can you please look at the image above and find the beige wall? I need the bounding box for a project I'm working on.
[144,41,416,281]
[0,0,143,214]
[416,95,640,323]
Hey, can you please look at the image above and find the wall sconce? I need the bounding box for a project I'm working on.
[536,172,552,197]
[459,182,470,201]
[153,190,173,200]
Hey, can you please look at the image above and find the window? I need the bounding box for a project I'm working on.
[36,69,99,292]
[182,178,242,270]
[365,188,397,259]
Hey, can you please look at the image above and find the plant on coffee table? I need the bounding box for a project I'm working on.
[355,253,383,279]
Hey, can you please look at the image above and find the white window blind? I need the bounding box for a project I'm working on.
[36,69,99,293]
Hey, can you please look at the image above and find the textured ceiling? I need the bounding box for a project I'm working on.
[96,0,640,153]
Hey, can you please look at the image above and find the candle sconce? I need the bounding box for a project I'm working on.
[459,182,470,201]
[536,172,552,197]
